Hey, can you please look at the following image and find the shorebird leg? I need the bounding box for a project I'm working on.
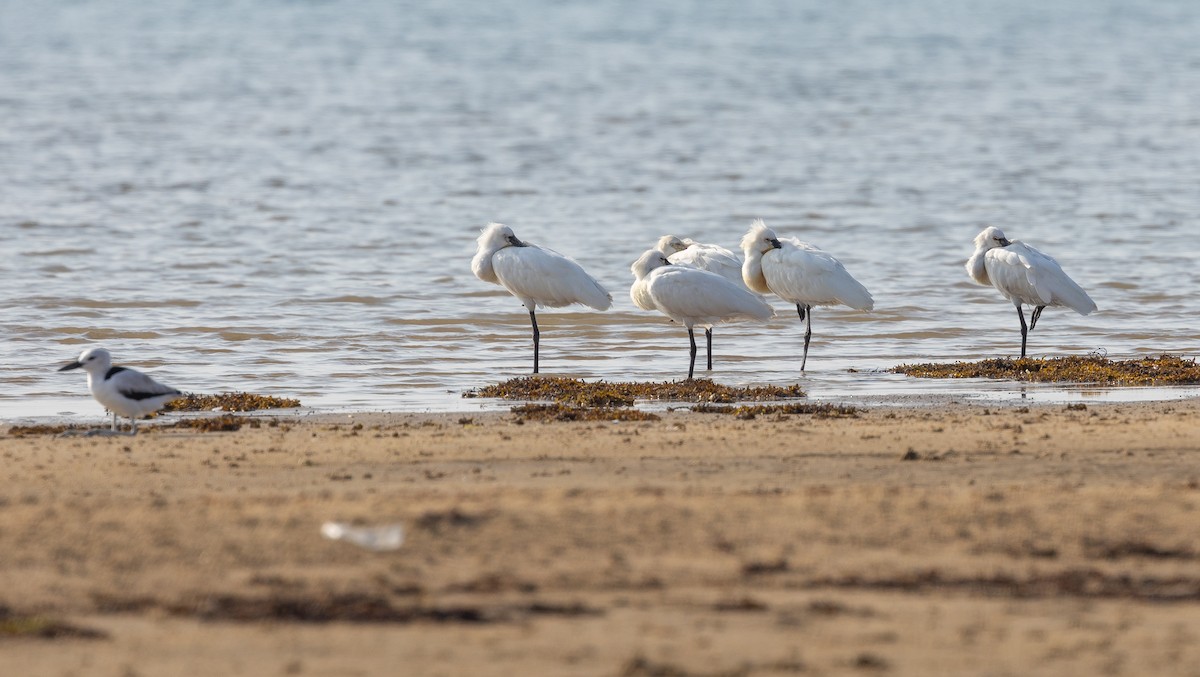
[687,327,697,380]
[800,304,813,372]
[1017,305,1029,359]
[705,328,713,371]
[528,310,540,374]
[1030,305,1046,331]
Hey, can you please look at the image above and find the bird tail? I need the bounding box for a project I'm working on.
[578,278,613,311]
[837,277,875,311]
[1052,277,1097,315]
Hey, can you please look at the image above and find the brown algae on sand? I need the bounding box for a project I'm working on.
[164,415,266,432]
[6,416,274,436]
[465,377,805,406]
[693,402,860,419]
[164,392,302,412]
[511,404,662,422]
[0,612,107,640]
[892,354,1200,385]
[5,424,85,437]
[471,378,809,423]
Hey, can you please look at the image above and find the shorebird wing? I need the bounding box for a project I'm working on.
[110,368,183,401]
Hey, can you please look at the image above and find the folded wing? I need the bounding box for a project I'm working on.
[762,239,874,310]
[493,246,613,310]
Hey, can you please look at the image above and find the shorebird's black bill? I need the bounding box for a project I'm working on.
[58,361,82,371]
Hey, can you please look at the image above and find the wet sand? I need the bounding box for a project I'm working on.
[2,400,1199,676]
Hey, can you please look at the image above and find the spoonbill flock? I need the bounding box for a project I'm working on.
[471,220,1097,376]
[56,220,1099,433]
[59,220,1099,430]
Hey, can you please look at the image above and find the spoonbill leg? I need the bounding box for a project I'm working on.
[797,304,813,372]
[688,328,698,380]
[528,310,540,374]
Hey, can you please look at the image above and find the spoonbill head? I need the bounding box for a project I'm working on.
[966,226,1097,358]
[472,222,612,373]
[655,235,690,254]
[631,249,773,379]
[58,347,183,434]
[629,248,667,313]
[740,219,874,371]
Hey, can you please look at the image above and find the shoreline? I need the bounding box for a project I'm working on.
[7,382,1200,427]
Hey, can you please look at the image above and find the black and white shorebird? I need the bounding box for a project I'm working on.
[58,347,183,435]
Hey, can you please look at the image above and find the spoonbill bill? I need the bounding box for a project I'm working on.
[965,226,1097,358]
[631,249,773,379]
[741,219,874,371]
[472,223,612,373]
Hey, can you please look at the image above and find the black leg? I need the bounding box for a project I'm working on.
[687,328,697,380]
[529,310,540,374]
[1017,305,1028,359]
[796,304,805,321]
[801,304,813,372]
[705,328,713,371]
[1030,305,1045,331]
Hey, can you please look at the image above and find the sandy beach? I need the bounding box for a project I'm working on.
[2,399,1199,676]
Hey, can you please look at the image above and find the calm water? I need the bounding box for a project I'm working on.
[2,0,1199,419]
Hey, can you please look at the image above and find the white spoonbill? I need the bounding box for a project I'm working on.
[472,222,612,373]
[653,234,757,371]
[655,235,747,287]
[58,347,183,435]
[965,226,1097,358]
[631,249,773,379]
[741,219,874,371]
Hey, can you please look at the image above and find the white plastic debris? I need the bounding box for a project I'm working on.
[320,521,405,552]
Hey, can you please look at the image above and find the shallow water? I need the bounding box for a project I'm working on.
[2,0,1199,419]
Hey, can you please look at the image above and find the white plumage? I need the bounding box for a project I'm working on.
[965,226,1097,358]
[655,235,748,288]
[740,219,874,371]
[631,249,774,379]
[58,347,182,434]
[651,234,759,371]
[472,222,612,373]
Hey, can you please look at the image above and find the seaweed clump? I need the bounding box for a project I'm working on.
[511,404,661,423]
[0,610,107,640]
[465,377,805,405]
[164,415,262,432]
[6,424,82,437]
[892,355,1200,386]
[693,403,860,419]
[164,392,301,412]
